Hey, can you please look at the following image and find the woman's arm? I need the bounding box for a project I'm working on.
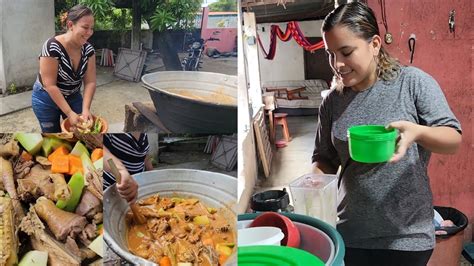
[40,57,80,124]
[388,121,462,162]
[144,154,154,171]
[312,159,338,175]
[103,146,138,202]
[81,54,97,120]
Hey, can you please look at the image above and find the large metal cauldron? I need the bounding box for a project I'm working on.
[142,71,237,134]
[104,169,237,265]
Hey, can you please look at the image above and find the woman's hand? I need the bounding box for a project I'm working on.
[81,108,93,122]
[67,111,81,126]
[116,170,138,203]
[386,121,421,163]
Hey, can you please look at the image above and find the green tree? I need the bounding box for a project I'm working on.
[208,0,237,12]
[80,0,203,70]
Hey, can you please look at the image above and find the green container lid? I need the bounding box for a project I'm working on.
[238,245,325,266]
[348,125,397,141]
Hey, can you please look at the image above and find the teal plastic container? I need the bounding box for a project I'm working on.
[348,125,397,163]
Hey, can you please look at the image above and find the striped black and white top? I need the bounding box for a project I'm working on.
[103,133,150,189]
[38,37,95,96]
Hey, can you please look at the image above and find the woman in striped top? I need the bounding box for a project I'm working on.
[103,133,153,202]
[32,4,97,132]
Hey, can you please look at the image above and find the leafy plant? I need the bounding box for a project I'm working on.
[209,0,237,12]
[8,83,17,94]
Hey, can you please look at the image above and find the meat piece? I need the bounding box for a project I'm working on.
[34,197,87,241]
[138,194,160,206]
[177,240,196,263]
[13,158,35,179]
[85,169,103,201]
[17,164,55,202]
[0,140,19,158]
[19,206,81,266]
[75,190,102,219]
[140,206,172,219]
[1,157,24,223]
[147,218,170,237]
[159,197,175,210]
[78,223,97,246]
[65,236,82,257]
[92,212,103,224]
[50,174,71,202]
[36,156,52,166]
[0,196,19,265]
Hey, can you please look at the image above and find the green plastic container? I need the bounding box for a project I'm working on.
[348,125,397,163]
[238,245,325,266]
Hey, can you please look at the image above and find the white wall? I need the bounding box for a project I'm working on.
[238,12,259,213]
[257,20,324,83]
[0,0,54,92]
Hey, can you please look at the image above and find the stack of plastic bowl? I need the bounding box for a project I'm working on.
[238,212,345,266]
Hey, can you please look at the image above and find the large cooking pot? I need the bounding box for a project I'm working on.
[104,169,238,265]
[142,71,237,134]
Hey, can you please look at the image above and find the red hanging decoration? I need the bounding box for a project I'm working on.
[257,21,325,60]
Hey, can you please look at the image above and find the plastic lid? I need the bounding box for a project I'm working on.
[348,125,397,141]
[238,245,325,266]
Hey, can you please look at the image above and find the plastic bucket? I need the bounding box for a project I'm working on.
[239,213,345,266]
[238,245,325,266]
[428,206,469,266]
[348,125,397,163]
[238,226,284,246]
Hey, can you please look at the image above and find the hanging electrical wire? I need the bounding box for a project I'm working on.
[378,0,393,44]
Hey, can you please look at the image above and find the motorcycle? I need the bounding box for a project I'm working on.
[181,36,220,71]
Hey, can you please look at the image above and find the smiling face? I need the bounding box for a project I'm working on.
[323,25,381,91]
[67,15,94,46]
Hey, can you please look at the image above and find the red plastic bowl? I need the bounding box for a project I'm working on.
[249,212,301,248]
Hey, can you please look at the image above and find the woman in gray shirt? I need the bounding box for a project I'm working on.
[312,2,462,265]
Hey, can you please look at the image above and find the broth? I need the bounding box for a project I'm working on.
[127,194,235,265]
[168,88,237,105]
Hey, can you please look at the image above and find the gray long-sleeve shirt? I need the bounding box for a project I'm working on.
[312,66,461,251]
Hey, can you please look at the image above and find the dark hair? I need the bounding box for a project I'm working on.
[322,2,400,89]
[61,4,93,30]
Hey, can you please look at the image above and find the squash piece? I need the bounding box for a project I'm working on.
[56,172,85,211]
[51,154,69,174]
[47,145,69,162]
[90,148,103,162]
[68,155,83,176]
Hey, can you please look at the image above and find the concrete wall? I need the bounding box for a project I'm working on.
[201,7,238,53]
[0,0,54,93]
[257,20,323,83]
[368,0,473,240]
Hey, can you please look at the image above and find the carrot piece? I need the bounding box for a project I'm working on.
[20,150,33,161]
[90,148,103,162]
[159,256,171,266]
[68,154,83,175]
[51,154,70,174]
[218,254,229,265]
[48,145,70,162]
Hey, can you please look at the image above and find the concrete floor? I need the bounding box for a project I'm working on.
[254,115,317,196]
[0,55,237,133]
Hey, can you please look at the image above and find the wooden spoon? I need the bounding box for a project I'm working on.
[107,159,146,224]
